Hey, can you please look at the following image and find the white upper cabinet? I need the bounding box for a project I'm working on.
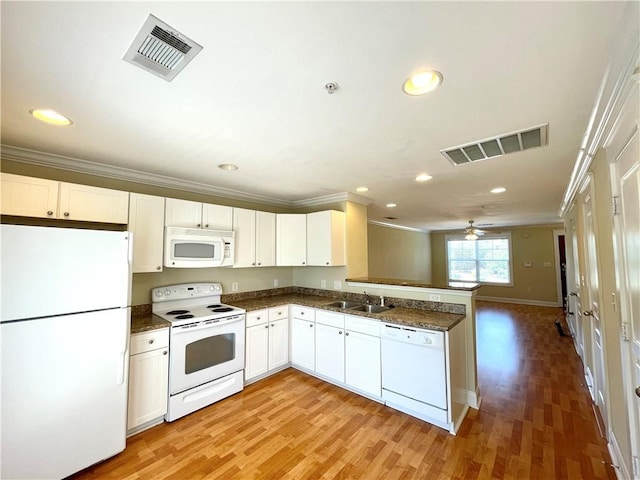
[1,173,129,224]
[233,208,276,268]
[128,193,165,273]
[276,213,307,266]
[165,198,232,230]
[306,210,345,266]
[1,174,58,218]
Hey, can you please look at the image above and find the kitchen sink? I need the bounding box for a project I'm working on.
[324,300,363,309]
[349,304,393,314]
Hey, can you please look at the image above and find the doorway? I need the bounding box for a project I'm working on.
[553,229,568,309]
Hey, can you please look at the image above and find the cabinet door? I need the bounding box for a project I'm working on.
[345,331,381,397]
[233,208,256,267]
[165,198,202,228]
[203,203,233,230]
[0,173,58,218]
[268,318,289,370]
[127,348,169,430]
[245,324,269,381]
[256,211,276,267]
[307,210,345,266]
[315,323,345,383]
[276,214,307,266]
[291,317,315,370]
[58,182,129,223]
[129,193,165,273]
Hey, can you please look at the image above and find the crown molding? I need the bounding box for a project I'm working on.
[558,1,639,218]
[292,191,374,208]
[368,220,427,232]
[0,144,361,209]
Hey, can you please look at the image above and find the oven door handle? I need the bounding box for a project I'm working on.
[172,315,245,334]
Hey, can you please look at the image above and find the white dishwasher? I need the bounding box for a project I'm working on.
[380,323,448,427]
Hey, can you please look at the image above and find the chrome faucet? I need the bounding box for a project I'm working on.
[380,295,385,307]
[364,291,370,304]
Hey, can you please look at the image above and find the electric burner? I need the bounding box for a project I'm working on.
[152,282,245,327]
[212,307,234,313]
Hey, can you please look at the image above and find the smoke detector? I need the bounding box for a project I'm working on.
[123,14,203,82]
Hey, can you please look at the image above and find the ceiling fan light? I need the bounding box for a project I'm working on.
[465,233,478,241]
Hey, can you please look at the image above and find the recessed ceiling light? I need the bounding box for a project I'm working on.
[386,203,397,208]
[29,108,73,126]
[491,187,507,193]
[415,173,433,182]
[218,164,238,171]
[356,186,369,192]
[402,70,443,96]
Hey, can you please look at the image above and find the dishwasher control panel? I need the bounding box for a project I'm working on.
[381,323,444,348]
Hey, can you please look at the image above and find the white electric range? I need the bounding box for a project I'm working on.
[152,282,246,422]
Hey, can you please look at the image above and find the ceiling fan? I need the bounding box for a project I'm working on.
[463,220,485,240]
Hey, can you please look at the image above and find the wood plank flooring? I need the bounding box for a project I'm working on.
[70,301,616,479]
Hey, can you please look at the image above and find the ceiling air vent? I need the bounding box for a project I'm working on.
[123,14,203,82]
[441,124,549,166]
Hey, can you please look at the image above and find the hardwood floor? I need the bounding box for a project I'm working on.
[70,301,616,479]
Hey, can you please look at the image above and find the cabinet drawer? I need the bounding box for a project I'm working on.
[130,329,169,355]
[316,310,344,329]
[269,306,288,321]
[291,305,315,321]
[246,309,268,327]
[345,315,380,337]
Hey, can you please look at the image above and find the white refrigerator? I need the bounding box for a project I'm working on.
[1,224,132,479]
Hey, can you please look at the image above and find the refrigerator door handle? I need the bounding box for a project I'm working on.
[117,351,127,385]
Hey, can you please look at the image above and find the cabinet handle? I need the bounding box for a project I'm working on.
[197,223,201,228]
[163,351,167,355]
[300,312,304,316]
[583,310,593,317]
[339,331,343,335]
[148,339,155,344]
[326,262,329,265]
[635,386,640,398]
[252,262,256,266]
[265,325,269,329]
[309,324,313,328]
[271,324,275,327]
[302,262,306,265]
[205,224,209,228]
[345,332,350,336]
[46,210,54,216]
[156,266,161,271]
[63,212,70,217]
[258,262,261,266]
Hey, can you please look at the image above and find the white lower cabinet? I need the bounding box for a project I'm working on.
[315,311,345,383]
[290,305,316,371]
[345,316,381,397]
[127,329,169,435]
[245,307,289,382]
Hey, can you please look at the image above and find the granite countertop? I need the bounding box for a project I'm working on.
[130,313,170,335]
[230,293,465,332]
[345,276,481,291]
[131,288,467,334]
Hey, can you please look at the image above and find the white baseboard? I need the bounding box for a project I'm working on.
[476,296,561,307]
[608,428,631,480]
[468,389,482,409]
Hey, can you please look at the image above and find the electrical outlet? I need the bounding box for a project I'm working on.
[321,279,326,288]
[333,280,341,290]
[232,282,238,292]
[273,279,279,287]
[429,294,441,302]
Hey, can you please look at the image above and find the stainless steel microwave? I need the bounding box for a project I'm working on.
[164,227,234,268]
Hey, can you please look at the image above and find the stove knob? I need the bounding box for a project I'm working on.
[155,290,163,297]
[164,289,171,296]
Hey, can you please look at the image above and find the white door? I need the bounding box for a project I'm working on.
[291,318,315,370]
[256,210,276,267]
[345,330,381,397]
[202,203,233,230]
[165,198,203,228]
[581,177,608,429]
[315,323,345,383]
[245,323,269,380]
[268,318,289,370]
[610,85,640,477]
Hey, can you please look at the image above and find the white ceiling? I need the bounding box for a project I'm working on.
[0,1,627,232]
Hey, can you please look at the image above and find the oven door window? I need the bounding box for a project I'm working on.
[185,333,235,374]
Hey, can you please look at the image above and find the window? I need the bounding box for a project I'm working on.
[446,233,512,285]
